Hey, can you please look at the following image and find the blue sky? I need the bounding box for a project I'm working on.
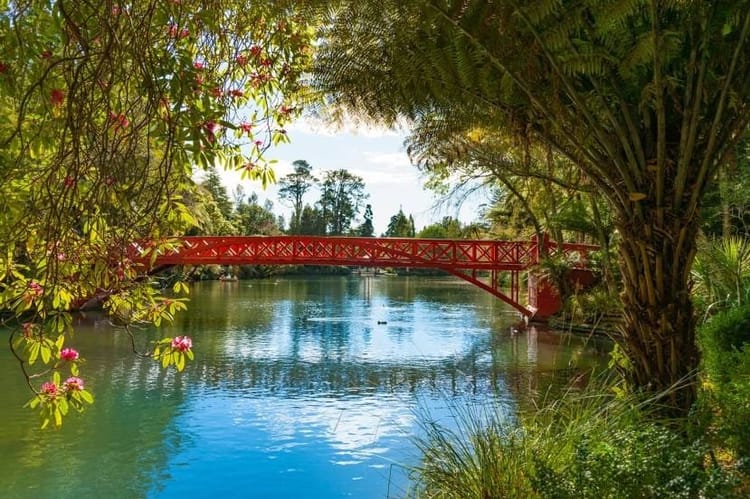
[217,117,487,235]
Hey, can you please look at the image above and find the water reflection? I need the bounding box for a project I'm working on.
[1,277,610,498]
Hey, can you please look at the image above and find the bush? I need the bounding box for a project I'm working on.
[532,424,735,498]
[700,304,750,376]
[699,308,750,471]
[408,378,739,498]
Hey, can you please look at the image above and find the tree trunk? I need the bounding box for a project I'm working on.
[615,213,701,418]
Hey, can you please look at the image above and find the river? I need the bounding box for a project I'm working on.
[0,276,609,498]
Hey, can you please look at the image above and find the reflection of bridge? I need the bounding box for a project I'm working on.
[145,236,597,317]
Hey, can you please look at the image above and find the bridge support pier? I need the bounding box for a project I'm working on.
[527,269,597,320]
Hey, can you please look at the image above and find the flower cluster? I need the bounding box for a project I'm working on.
[171,335,192,352]
[41,382,58,398]
[64,377,84,392]
[60,348,79,361]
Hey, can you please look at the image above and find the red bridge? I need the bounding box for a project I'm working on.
[143,236,597,318]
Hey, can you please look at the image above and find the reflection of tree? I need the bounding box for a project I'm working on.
[0,318,184,498]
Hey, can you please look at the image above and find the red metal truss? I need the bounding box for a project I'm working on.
[143,236,597,317]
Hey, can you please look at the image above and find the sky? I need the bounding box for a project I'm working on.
[213,117,489,235]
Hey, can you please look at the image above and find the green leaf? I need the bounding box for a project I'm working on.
[40,344,51,364]
[79,390,94,404]
[28,342,40,365]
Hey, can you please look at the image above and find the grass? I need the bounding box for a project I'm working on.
[407,372,742,498]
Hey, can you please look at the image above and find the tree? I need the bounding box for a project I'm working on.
[384,208,415,237]
[0,0,313,426]
[418,217,463,239]
[201,167,234,220]
[278,159,317,234]
[298,204,328,235]
[314,1,750,416]
[318,169,368,235]
[359,204,375,236]
[235,195,280,235]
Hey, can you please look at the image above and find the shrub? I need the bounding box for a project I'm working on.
[408,378,739,498]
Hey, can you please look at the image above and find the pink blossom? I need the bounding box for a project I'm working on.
[41,382,58,397]
[203,121,219,142]
[179,28,190,39]
[109,112,129,131]
[193,61,205,70]
[64,377,84,391]
[28,281,43,297]
[60,348,79,361]
[239,121,253,134]
[22,322,34,338]
[168,24,178,38]
[171,336,192,352]
[235,54,248,66]
[50,88,65,107]
[249,45,262,57]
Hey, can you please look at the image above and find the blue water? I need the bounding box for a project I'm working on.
[0,276,608,498]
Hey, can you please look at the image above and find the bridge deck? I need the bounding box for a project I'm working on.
[142,236,597,317]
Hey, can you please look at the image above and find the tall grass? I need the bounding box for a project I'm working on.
[408,374,739,498]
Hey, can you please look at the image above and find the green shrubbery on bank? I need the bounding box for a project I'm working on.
[408,377,743,498]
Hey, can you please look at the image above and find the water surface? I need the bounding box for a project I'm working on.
[0,276,609,498]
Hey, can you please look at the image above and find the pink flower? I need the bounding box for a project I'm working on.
[203,121,219,142]
[171,336,192,352]
[22,322,34,338]
[109,112,129,131]
[168,24,178,38]
[249,45,262,58]
[179,28,190,39]
[28,281,43,297]
[64,377,84,391]
[60,348,79,361]
[235,54,248,66]
[193,61,205,70]
[41,382,58,397]
[239,121,253,134]
[50,88,65,107]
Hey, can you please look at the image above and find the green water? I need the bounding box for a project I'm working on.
[0,276,609,498]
